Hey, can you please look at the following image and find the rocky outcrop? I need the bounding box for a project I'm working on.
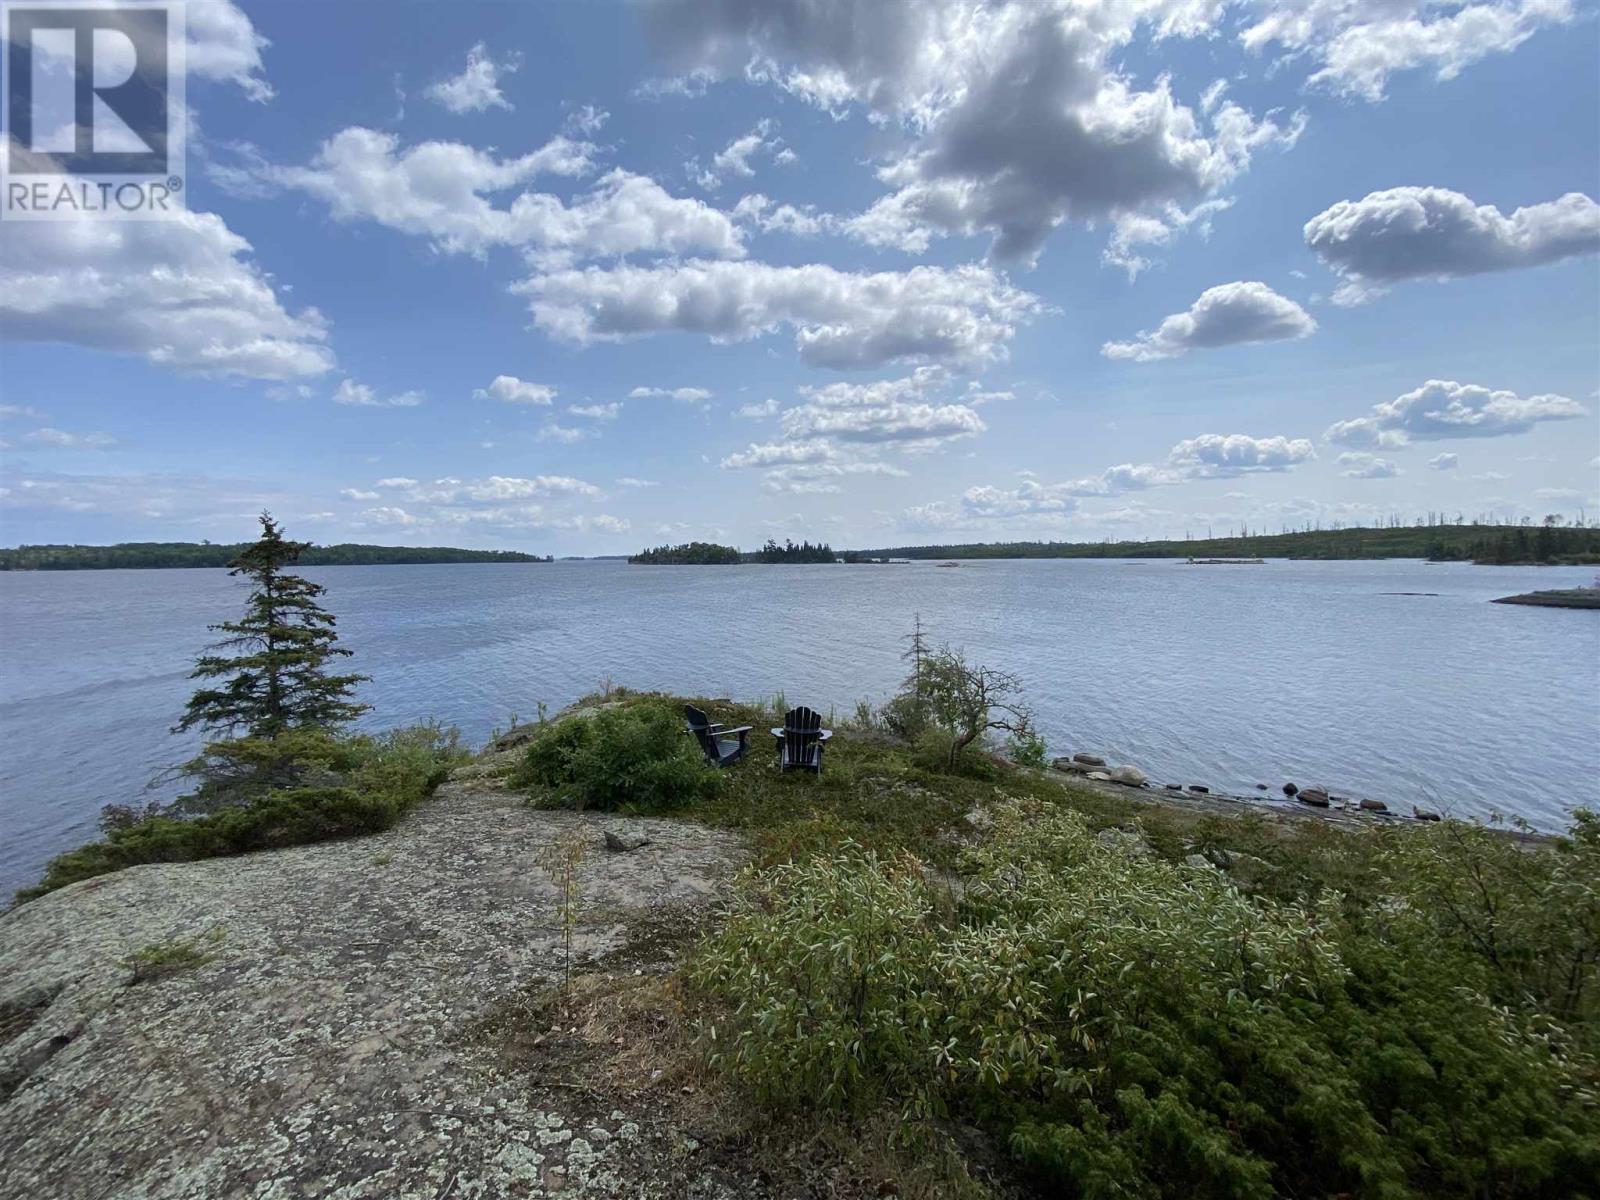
[0,775,750,1199]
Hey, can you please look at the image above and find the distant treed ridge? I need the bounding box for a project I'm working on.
[856,522,1600,564]
[0,543,551,570]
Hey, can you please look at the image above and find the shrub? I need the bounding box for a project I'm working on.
[16,722,465,902]
[514,703,719,812]
[689,798,1600,1199]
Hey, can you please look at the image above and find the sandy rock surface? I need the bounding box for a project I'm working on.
[0,775,750,1199]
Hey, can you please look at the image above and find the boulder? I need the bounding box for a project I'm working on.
[1254,783,1269,791]
[1186,784,1209,794]
[1184,853,1218,871]
[1164,783,1183,791]
[1413,807,1442,823]
[603,828,652,852]
[1085,771,1111,782]
[1359,798,1388,813]
[489,724,540,752]
[1050,757,1087,774]
[1298,787,1330,808]
[1072,753,1106,767]
[1108,765,1147,787]
[1282,782,1299,797]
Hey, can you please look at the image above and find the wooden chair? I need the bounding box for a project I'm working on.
[684,704,751,767]
[777,705,827,775]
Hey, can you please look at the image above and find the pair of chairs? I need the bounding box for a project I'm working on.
[684,704,827,774]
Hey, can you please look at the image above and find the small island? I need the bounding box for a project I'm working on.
[628,538,837,564]
[628,541,742,564]
[1493,587,1600,610]
[0,542,550,570]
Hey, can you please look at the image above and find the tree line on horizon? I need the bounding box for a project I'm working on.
[0,542,550,571]
[858,520,1600,565]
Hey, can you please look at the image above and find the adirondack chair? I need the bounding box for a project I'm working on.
[684,704,751,767]
[776,705,828,775]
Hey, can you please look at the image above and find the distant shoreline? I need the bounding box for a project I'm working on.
[0,543,551,571]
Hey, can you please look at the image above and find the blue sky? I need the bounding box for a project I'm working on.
[2,0,1597,555]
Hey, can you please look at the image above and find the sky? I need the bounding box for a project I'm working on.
[1,0,1598,556]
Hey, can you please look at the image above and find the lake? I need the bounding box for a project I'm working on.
[2,558,1597,897]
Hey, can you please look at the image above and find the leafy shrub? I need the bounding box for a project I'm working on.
[514,703,719,812]
[1005,724,1048,768]
[16,722,465,902]
[689,799,1600,1199]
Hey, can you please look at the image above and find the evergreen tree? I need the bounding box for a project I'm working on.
[175,513,369,738]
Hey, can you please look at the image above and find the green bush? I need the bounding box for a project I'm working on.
[514,703,719,812]
[689,799,1600,1199]
[16,722,465,902]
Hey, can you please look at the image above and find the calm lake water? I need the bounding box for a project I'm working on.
[2,558,1597,896]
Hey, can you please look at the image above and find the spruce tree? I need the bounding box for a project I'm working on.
[176,512,369,738]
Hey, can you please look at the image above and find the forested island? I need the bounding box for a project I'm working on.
[629,541,743,564]
[858,521,1600,564]
[629,538,836,564]
[0,542,550,570]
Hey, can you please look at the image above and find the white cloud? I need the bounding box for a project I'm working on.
[475,375,555,405]
[570,402,621,420]
[187,0,275,101]
[516,260,1041,368]
[563,105,610,136]
[1167,433,1318,475]
[721,440,836,469]
[1326,380,1587,446]
[687,119,794,189]
[647,0,1303,266]
[1305,188,1600,304]
[1338,451,1402,478]
[374,476,418,488]
[0,198,332,381]
[617,477,659,488]
[1102,282,1316,361]
[1242,0,1575,103]
[781,401,986,445]
[427,42,520,114]
[735,399,780,418]
[267,131,742,266]
[0,404,45,419]
[341,487,380,501]
[537,423,590,444]
[333,379,423,408]
[629,386,714,402]
[1429,453,1459,471]
[21,427,116,449]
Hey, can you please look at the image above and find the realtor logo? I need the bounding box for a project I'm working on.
[2,0,185,219]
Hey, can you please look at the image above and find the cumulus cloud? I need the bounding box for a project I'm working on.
[188,0,276,101]
[570,403,621,420]
[537,423,590,444]
[644,0,1303,266]
[1338,451,1402,478]
[1102,282,1316,361]
[475,375,555,405]
[333,380,423,408]
[427,42,520,114]
[514,260,1040,368]
[0,198,332,381]
[1167,433,1318,474]
[617,477,659,488]
[1326,380,1587,447]
[735,399,780,418]
[263,130,745,268]
[781,401,986,445]
[1242,0,1575,102]
[1305,187,1600,304]
[1429,453,1459,470]
[720,440,836,469]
